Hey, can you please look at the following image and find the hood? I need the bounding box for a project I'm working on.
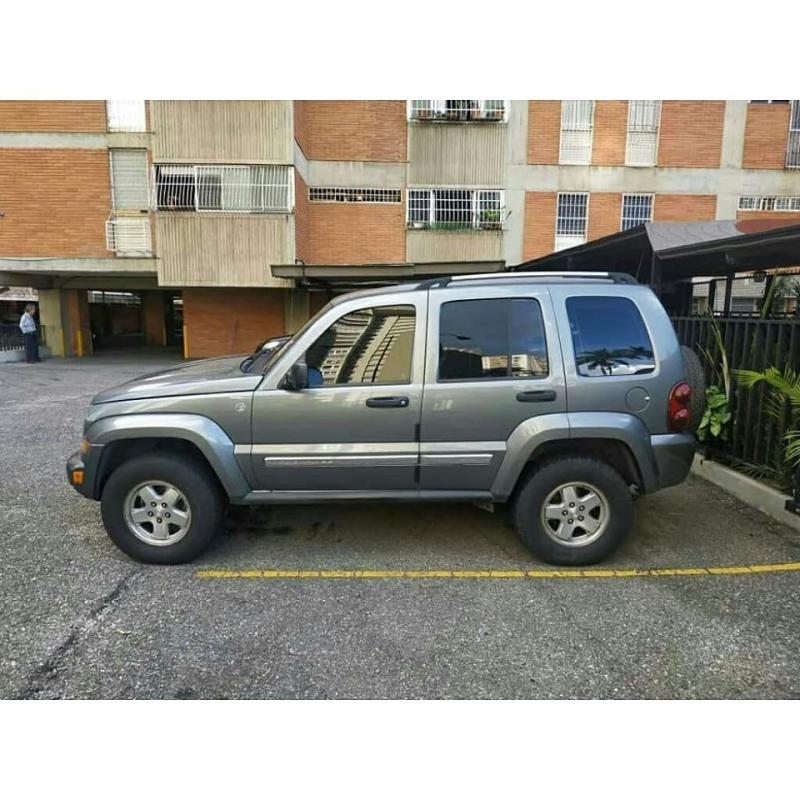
[91,355,264,404]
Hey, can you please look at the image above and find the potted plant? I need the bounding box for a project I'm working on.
[479,208,502,230]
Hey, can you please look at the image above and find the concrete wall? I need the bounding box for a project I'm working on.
[155,213,294,287]
[151,101,293,164]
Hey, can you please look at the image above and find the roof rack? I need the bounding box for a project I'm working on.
[417,271,638,290]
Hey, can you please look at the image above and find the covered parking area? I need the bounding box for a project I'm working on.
[515,218,800,484]
[512,219,800,316]
[0,258,180,357]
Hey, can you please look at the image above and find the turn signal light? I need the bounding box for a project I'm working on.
[668,381,692,432]
[71,469,85,485]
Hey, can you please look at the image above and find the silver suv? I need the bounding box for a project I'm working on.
[67,272,698,566]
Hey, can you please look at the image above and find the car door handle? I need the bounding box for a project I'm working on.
[516,389,557,403]
[366,396,410,408]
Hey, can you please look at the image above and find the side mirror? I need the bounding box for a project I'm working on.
[281,361,309,391]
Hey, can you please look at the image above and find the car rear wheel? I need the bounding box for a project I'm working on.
[101,453,224,564]
[513,456,633,566]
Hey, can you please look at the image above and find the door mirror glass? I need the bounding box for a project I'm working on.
[282,361,309,391]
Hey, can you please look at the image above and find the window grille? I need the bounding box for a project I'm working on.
[309,188,401,204]
[621,194,654,230]
[106,217,152,257]
[110,150,150,211]
[406,189,504,230]
[787,101,800,169]
[559,101,594,165]
[154,165,293,212]
[408,100,506,122]
[738,195,800,211]
[106,101,147,132]
[555,192,588,251]
[625,100,661,166]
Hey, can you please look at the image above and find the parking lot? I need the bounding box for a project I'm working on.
[2,353,800,699]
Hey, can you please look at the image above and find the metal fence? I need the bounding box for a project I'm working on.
[408,100,506,122]
[0,324,47,352]
[672,315,800,483]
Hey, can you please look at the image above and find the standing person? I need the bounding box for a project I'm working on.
[19,303,40,364]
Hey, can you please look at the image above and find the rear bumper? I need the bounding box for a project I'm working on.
[66,444,103,500]
[650,432,695,490]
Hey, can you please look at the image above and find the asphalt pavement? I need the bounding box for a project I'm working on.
[2,352,800,698]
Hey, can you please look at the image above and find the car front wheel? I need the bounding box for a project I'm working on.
[100,453,224,564]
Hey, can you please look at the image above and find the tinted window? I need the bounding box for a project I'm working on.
[566,296,655,377]
[303,305,415,386]
[438,298,549,381]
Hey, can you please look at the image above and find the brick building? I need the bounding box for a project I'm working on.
[1,99,799,358]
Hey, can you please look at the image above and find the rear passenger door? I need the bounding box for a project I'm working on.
[420,285,566,492]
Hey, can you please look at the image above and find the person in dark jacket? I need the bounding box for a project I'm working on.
[19,304,40,364]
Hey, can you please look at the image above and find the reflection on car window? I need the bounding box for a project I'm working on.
[438,298,549,381]
[303,305,415,386]
[566,296,655,377]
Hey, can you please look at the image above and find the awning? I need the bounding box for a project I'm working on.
[271,260,505,291]
[513,219,800,282]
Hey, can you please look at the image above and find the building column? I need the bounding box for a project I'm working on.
[284,287,310,334]
[142,291,167,347]
[37,288,91,357]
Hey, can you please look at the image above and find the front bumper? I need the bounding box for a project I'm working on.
[66,444,103,500]
[650,432,696,490]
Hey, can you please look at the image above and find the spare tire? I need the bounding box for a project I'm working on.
[680,345,706,432]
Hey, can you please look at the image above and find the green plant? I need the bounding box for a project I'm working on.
[697,312,731,400]
[735,365,800,467]
[696,385,732,441]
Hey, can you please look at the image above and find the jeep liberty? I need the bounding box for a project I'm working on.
[67,272,700,566]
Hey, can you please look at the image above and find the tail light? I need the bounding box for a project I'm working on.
[668,381,692,432]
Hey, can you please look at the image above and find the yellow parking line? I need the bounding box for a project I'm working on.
[196,561,800,581]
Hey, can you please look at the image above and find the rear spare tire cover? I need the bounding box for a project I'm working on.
[680,345,706,432]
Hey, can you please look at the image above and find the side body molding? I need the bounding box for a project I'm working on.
[87,413,252,499]
[490,411,659,501]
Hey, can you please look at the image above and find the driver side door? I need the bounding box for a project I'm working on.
[249,291,427,494]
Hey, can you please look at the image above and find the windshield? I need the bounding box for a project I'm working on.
[240,338,289,374]
[239,299,335,374]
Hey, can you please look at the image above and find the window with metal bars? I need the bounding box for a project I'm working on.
[621,194,654,230]
[555,193,588,251]
[154,165,293,212]
[738,195,800,211]
[106,101,147,132]
[559,101,594,165]
[408,100,506,122]
[409,189,503,229]
[625,101,661,166]
[788,101,800,169]
[309,188,401,204]
[406,189,504,230]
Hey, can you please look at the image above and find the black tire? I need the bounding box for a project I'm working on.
[680,345,706,432]
[513,456,633,566]
[100,453,225,564]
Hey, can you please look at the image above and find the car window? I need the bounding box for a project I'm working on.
[302,305,415,386]
[438,298,549,381]
[566,296,655,377]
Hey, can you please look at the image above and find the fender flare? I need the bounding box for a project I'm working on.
[87,413,251,499]
[490,412,658,500]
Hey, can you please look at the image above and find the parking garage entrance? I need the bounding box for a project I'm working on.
[88,290,183,352]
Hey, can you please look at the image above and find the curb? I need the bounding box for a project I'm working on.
[691,453,800,533]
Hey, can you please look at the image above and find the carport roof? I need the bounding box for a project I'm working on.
[271,260,505,291]
[512,219,800,282]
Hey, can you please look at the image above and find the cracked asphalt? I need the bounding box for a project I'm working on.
[2,353,800,699]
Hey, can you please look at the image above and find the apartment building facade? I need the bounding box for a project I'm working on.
[1,99,799,358]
